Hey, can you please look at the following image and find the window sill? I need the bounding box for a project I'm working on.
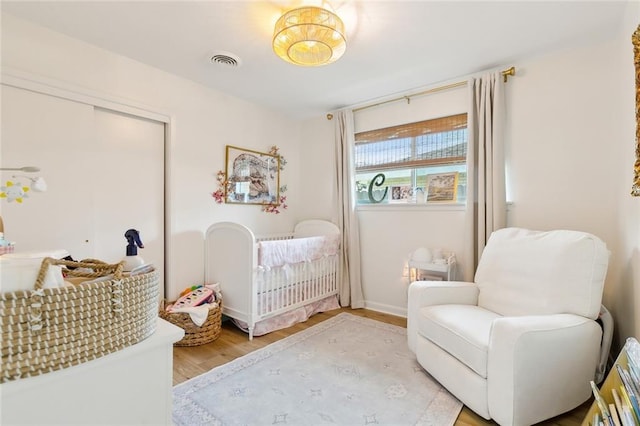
[356,203,466,212]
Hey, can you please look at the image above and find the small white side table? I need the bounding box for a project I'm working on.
[409,254,456,281]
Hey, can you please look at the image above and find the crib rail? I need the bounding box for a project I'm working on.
[255,254,339,320]
[256,233,294,242]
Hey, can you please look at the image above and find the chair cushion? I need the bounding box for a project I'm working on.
[416,304,501,378]
[475,228,609,319]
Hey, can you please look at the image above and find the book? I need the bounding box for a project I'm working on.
[591,381,616,426]
[611,388,622,413]
[622,404,638,426]
[610,403,623,426]
[627,352,640,387]
[617,364,640,424]
[627,363,640,397]
[613,388,626,424]
[619,385,634,415]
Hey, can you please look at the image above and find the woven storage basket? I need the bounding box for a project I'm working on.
[0,257,159,383]
[159,299,222,347]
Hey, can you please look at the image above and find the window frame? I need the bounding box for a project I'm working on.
[353,113,468,206]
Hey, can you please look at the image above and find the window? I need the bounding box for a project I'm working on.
[354,113,467,205]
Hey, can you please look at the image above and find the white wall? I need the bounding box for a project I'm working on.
[613,2,639,347]
[0,13,302,300]
[505,5,640,347]
[295,115,337,224]
[621,0,640,349]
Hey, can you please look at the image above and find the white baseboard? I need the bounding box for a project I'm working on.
[363,301,407,318]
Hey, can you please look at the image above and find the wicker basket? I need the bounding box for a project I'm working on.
[159,298,222,347]
[0,257,159,383]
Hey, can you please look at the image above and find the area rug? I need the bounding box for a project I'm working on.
[173,313,462,426]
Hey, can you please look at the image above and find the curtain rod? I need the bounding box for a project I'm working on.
[327,66,515,120]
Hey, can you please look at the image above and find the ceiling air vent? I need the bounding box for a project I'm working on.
[210,51,242,68]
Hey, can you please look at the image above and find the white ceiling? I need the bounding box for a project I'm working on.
[0,1,630,120]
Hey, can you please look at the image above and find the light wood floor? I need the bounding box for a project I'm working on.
[172,308,590,426]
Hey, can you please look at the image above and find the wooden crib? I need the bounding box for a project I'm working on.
[204,220,341,339]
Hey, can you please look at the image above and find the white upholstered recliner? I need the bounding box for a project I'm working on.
[407,228,610,426]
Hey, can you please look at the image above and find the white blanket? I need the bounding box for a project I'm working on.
[258,234,339,268]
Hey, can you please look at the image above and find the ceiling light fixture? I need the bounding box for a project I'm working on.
[272,6,346,67]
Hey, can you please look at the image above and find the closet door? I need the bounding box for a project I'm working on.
[92,107,164,288]
[1,85,95,258]
[1,85,164,289]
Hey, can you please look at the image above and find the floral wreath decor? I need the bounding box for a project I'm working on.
[212,145,288,214]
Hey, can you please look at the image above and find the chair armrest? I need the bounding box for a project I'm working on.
[407,281,478,353]
[487,314,602,426]
[408,281,479,311]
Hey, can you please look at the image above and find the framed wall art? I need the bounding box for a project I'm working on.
[425,172,459,203]
[632,24,640,196]
[225,145,280,205]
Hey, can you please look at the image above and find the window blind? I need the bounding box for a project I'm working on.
[354,113,467,172]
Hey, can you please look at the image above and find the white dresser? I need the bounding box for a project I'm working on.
[1,318,184,425]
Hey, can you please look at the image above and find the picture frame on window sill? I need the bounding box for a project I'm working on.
[225,145,280,205]
[426,172,459,203]
[390,185,413,203]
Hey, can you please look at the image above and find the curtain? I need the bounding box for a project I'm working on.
[463,72,507,280]
[334,110,365,308]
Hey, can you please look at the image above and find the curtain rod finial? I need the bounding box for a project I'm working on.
[326,113,333,120]
[501,66,516,82]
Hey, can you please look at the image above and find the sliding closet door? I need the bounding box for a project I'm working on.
[1,85,96,257]
[92,107,164,287]
[1,85,164,289]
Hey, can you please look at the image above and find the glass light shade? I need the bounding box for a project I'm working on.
[273,6,346,66]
